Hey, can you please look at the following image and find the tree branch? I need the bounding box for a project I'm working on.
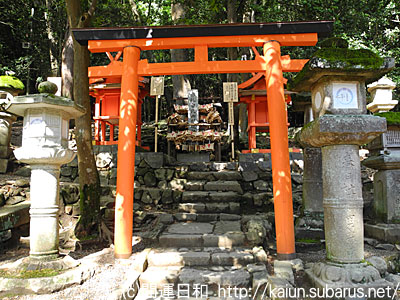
[88,0,98,18]
[129,0,142,25]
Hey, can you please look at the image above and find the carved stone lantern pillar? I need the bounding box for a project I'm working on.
[289,38,394,290]
[8,90,85,262]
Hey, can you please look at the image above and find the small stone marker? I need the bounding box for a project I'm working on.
[188,89,199,132]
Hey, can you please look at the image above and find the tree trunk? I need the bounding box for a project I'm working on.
[171,1,191,101]
[227,0,238,83]
[66,0,100,237]
[238,3,255,144]
[45,0,60,76]
[61,27,74,99]
[171,49,191,99]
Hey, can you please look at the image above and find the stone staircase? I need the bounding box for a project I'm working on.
[134,169,273,299]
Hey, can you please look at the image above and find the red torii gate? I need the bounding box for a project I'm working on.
[73,21,333,260]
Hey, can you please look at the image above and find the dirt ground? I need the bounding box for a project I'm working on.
[0,237,146,300]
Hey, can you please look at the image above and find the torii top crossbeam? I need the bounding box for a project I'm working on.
[72,21,333,260]
[74,21,332,76]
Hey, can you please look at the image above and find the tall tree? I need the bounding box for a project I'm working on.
[227,0,238,83]
[171,1,191,100]
[61,26,74,98]
[65,0,101,237]
[45,0,60,76]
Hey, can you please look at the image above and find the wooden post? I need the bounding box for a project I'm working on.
[224,82,238,160]
[115,46,140,259]
[150,77,164,152]
[263,41,296,260]
[248,99,257,150]
[228,102,235,159]
[155,95,159,152]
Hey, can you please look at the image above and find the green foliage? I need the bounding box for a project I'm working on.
[374,112,400,125]
[319,37,349,49]
[0,0,66,91]
[0,0,399,100]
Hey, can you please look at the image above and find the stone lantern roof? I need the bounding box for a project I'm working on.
[288,38,395,92]
[8,93,85,119]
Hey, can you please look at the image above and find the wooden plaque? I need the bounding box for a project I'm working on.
[150,77,164,96]
[223,82,238,102]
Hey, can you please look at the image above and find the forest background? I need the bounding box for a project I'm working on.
[0,0,399,99]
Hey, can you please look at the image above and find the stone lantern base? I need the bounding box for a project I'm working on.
[306,262,393,296]
[13,255,79,271]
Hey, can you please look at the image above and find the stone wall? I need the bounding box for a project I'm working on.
[1,148,305,212]
[2,145,377,217]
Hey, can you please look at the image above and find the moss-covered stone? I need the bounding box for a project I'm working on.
[374,112,400,126]
[0,268,61,279]
[319,37,349,49]
[314,48,384,70]
[288,44,393,92]
[38,81,58,94]
[0,76,25,91]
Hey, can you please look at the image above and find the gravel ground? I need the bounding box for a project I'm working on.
[1,238,145,300]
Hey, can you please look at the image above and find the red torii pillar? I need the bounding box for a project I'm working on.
[115,46,141,258]
[264,41,295,259]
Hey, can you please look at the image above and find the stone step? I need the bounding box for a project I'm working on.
[158,221,246,248]
[147,249,255,268]
[179,267,251,288]
[204,181,243,194]
[186,171,242,181]
[159,221,246,248]
[184,180,206,191]
[181,191,242,203]
[174,212,241,223]
[137,266,256,299]
[178,202,240,214]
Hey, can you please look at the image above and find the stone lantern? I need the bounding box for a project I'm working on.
[367,77,398,113]
[290,38,394,291]
[291,94,324,239]
[7,87,85,265]
[0,75,25,173]
[363,111,400,242]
